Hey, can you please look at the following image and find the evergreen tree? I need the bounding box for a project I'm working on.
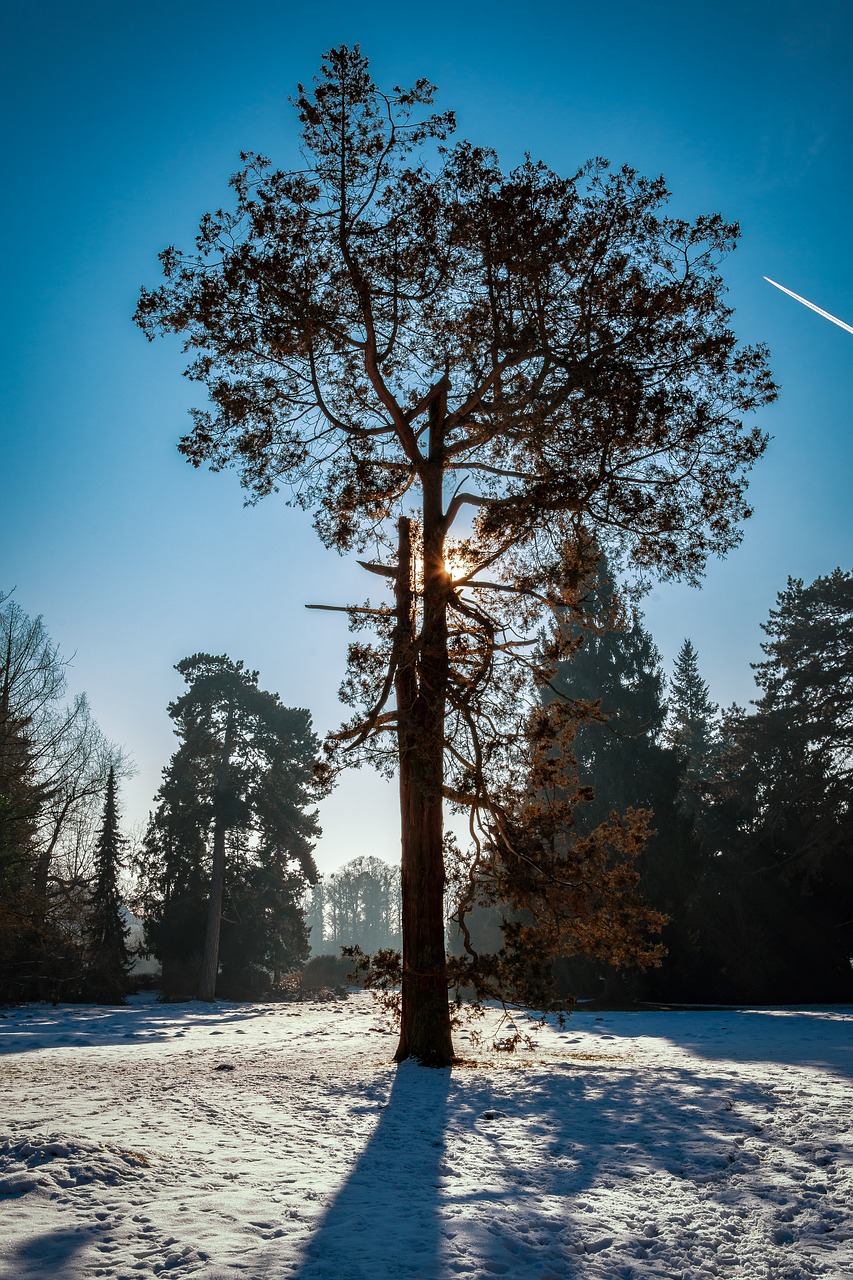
[83,766,131,1003]
[137,47,775,1062]
[705,571,853,1001]
[0,595,125,1000]
[449,561,713,1003]
[666,639,719,817]
[141,654,326,999]
[0,708,43,1000]
[546,565,711,1000]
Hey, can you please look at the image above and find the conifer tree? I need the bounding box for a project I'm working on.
[0,713,42,999]
[705,571,853,1000]
[666,639,719,817]
[84,766,131,1003]
[542,564,709,1000]
[137,47,775,1061]
[140,655,325,999]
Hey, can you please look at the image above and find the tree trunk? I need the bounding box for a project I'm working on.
[199,705,235,1001]
[199,815,226,1000]
[393,416,456,1066]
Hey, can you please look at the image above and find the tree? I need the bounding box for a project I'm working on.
[0,598,65,927]
[0,595,126,999]
[705,571,853,1000]
[0,646,43,996]
[82,766,131,1003]
[536,563,710,1001]
[303,876,326,953]
[140,654,324,999]
[136,47,775,1063]
[666,639,719,818]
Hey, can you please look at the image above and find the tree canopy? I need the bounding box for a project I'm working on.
[702,572,853,1000]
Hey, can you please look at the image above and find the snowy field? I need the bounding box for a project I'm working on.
[0,993,851,1280]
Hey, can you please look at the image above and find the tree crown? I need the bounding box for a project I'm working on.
[136,44,775,581]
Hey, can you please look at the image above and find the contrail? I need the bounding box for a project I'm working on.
[764,276,853,335]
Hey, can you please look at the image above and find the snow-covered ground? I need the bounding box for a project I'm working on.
[0,993,850,1279]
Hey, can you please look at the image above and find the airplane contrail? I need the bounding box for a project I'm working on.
[764,276,853,335]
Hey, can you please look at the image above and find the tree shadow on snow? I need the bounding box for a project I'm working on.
[0,1223,103,1279]
[565,1006,853,1079]
[0,996,279,1056]
[429,1056,784,1274]
[284,1060,452,1280]
[278,1048,792,1279]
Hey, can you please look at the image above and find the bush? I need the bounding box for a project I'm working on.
[299,953,356,993]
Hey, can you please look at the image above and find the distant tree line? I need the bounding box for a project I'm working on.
[3,569,850,1008]
[304,856,402,956]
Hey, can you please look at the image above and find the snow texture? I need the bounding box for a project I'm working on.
[0,993,850,1278]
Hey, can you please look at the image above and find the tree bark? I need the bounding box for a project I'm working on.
[199,817,226,1001]
[199,705,235,1001]
[393,405,456,1066]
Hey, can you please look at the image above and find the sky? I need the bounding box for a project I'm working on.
[2,0,852,874]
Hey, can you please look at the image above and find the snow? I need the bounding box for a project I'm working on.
[0,994,851,1279]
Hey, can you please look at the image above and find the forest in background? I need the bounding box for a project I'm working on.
[1,565,850,1008]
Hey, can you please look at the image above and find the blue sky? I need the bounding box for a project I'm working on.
[2,0,852,872]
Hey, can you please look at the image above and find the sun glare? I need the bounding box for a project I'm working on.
[443,540,477,582]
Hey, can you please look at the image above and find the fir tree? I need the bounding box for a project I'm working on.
[83,766,131,1003]
[546,566,710,1000]
[666,639,719,817]
[705,571,853,1001]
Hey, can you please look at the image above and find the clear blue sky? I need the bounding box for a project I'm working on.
[2,0,852,872]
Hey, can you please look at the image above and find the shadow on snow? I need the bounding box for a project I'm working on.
[0,993,280,1056]
[563,1005,853,1079]
[276,1045,784,1280]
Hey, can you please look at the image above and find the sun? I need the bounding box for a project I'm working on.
[443,538,478,583]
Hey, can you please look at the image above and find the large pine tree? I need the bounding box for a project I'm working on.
[141,655,325,999]
[137,47,775,1062]
[83,766,131,1003]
